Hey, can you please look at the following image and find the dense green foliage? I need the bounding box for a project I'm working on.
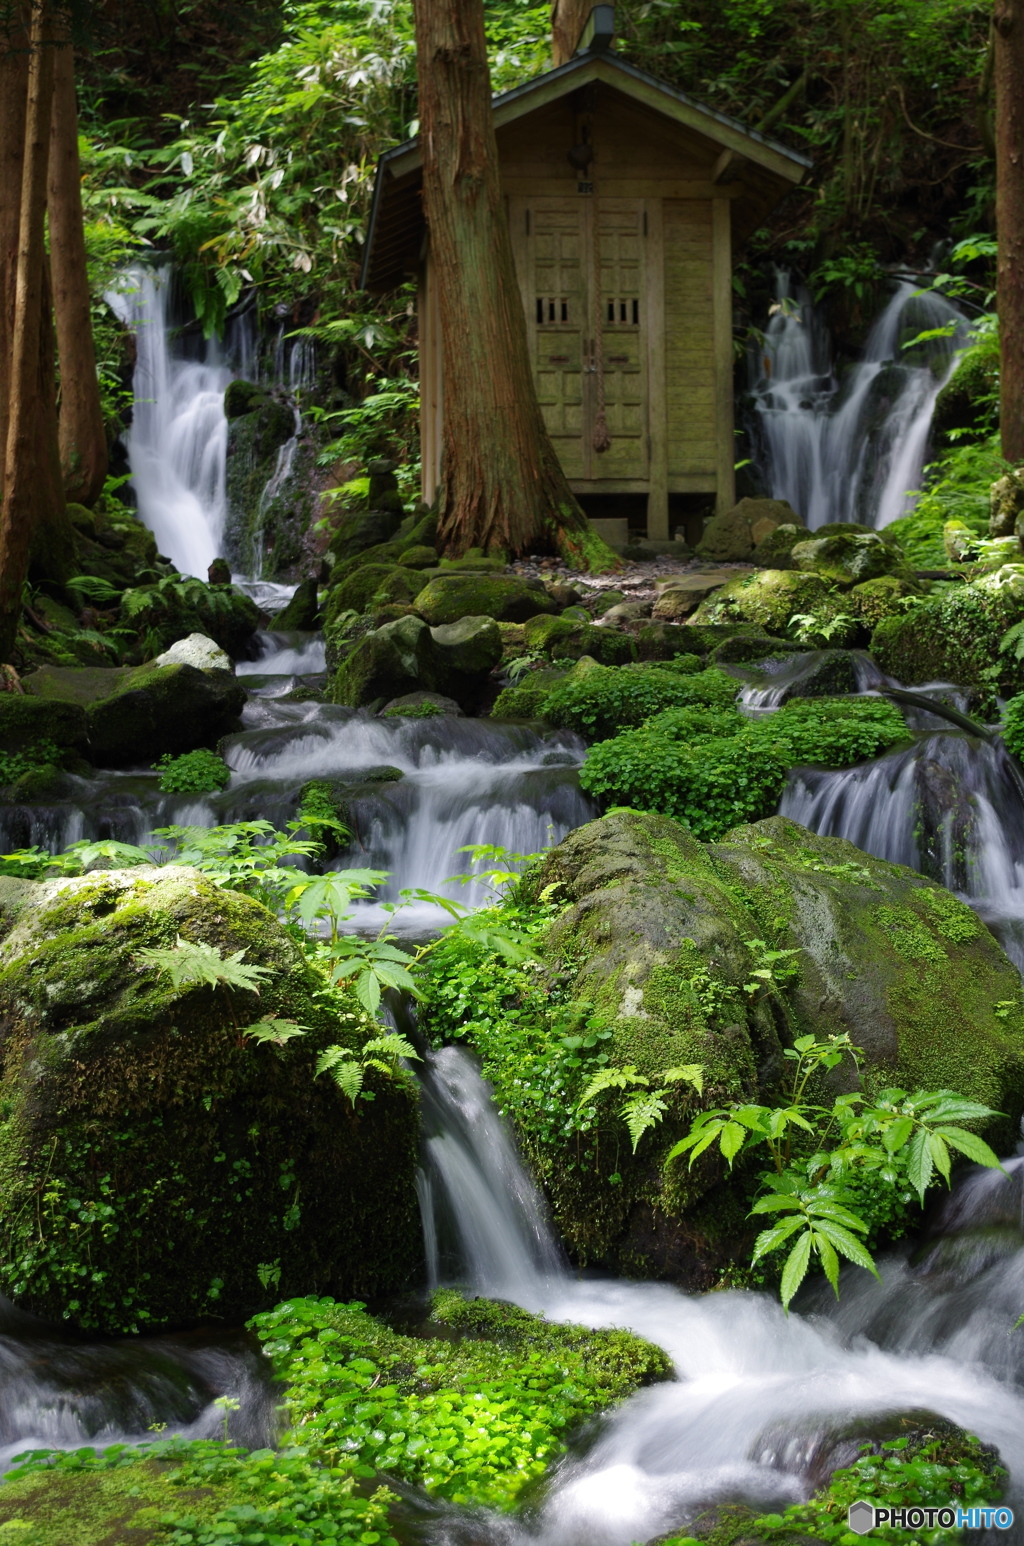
[1002,692,1024,762]
[154,750,232,794]
[579,696,908,841]
[885,436,1009,569]
[662,1428,1005,1546]
[545,664,738,741]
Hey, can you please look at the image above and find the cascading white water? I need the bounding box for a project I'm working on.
[780,727,1024,970]
[751,272,967,529]
[106,268,234,577]
[418,1046,1024,1546]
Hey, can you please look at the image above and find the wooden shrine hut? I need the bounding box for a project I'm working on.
[360,6,811,543]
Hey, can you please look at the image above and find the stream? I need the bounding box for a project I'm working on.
[4,270,1024,1539]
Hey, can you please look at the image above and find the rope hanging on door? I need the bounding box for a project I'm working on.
[591,179,611,454]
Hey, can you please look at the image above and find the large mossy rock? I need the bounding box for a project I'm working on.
[0,866,421,1332]
[689,568,833,635]
[870,565,1024,693]
[790,529,907,587]
[0,693,89,757]
[21,662,246,766]
[696,498,801,563]
[414,574,556,626]
[273,578,320,630]
[329,614,500,710]
[329,563,425,617]
[501,810,1024,1284]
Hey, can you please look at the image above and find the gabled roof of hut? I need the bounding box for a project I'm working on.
[360,48,812,294]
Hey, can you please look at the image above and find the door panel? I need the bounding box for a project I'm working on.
[513,196,648,485]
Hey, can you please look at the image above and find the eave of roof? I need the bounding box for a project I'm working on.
[360,49,812,291]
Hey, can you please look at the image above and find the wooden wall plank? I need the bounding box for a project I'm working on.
[712,196,736,514]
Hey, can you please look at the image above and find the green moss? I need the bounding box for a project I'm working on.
[328,562,424,617]
[690,569,834,634]
[871,566,1024,694]
[0,868,421,1332]
[414,574,557,626]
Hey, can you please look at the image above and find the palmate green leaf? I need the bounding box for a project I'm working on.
[751,1215,806,1264]
[911,1090,997,1123]
[719,1120,749,1164]
[780,1230,812,1310]
[905,1126,933,1201]
[813,1229,841,1295]
[665,1117,730,1167]
[354,968,381,1015]
[881,1115,914,1154]
[811,1219,879,1278]
[935,1125,1004,1170]
[929,1131,952,1186]
[805,1198,871,1233]
[750,1192,803,1216]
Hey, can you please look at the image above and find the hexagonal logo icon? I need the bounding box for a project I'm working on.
[848,1501,876,1535]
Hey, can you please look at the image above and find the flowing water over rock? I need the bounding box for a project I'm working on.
[0,1301,277,1471]
[417,1047,1024,1546]
[750,271,966,530]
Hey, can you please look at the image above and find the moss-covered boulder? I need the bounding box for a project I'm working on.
[21,662,246,766]
[0,866,421,1332]
[118,579,258,660]
[399,544,439,569]
[690,569,833,635]
[992,467,1024,538]
[330,614,433,707]
[329,563,424,617]
[458,810,1024,1283]
[696,498,801,563]
[790,529,906,587]
[414,574,557,626]
[0,693,89,758]
[329,613,500,710]
[870,564,1024,693]
[752,520,811,567]
[523,612,635,665]
[327,507,405,564]
[847,573,920,629]
[273,578,320,630]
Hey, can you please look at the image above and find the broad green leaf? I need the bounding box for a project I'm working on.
[881,1116,913,1154]
[814,1230,840,1295]
[905,1126,933,1201]
[749,1193,803,1216]
[354,968,382,1015]
[811,1220,880,1277]
[936,1126,1003,1170]
[780,1230,812,1310]
[719,1120,748,1164]
[751,1216,806,1263]
[928,1131,952,1186]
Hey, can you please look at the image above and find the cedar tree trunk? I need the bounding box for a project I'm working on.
[49,22,107,506]
[411,0,616,570]
[995,0,1024,463]
[551,0,592,66]
[0,3,29,478]
[0,0,64,662]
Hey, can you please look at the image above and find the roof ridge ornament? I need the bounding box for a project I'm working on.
[575,5,615,56]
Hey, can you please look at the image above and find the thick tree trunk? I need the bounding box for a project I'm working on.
[0,1,60,661]
[411,0,615,570]
[49,25,107,507]
[551,0,592,66]
[995,0,1024,463]
[0,4,29,479]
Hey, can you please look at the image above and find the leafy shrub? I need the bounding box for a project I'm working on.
[580,725,789,840]
[660,1427,1004,1546]
[885,435,1007,569]
[1001,691,1024,761]
[580,698,909,840]
[154,748,231,794]
[749,696,908,766]
[0,738,65,786]
[546,664,739,740]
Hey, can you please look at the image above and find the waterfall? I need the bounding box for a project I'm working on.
[750,272,967,530]
[418,1046,566,1298]
[781,728,1024,972]
[106,268,234,577]
[415,1047,1024,1546]
[251,405,301,578]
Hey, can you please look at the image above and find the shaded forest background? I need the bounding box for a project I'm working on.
[72,0,997,452]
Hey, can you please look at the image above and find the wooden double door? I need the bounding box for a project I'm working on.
[510,196,648,485]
